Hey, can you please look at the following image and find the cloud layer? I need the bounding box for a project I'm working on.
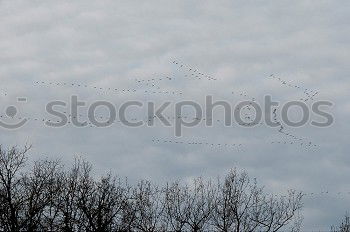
[1,0,349,229]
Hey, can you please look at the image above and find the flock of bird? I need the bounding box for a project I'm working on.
[0,112,266,129]
[34,80,183,95]
[229,90,259,124]
[0,113,142,128]
[135,76,174,89]
[229,90,317,149]
[34,80,137,93]
[264,191,350,199]
[302,90,319,102]
[65,65,319,150]
[268,74,319,102]
[231,91,256,102]
[270,141,318,152]
[0,114,91,127]
[172,60,217,81]
[1,60,323,152]
[303,191,350,198]
[135,76,173,84]
[134,60,219,91]
[2,105,317,151]
[272,108,318,149]
[152,138,244,152]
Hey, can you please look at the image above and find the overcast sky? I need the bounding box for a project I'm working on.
[1,0,349,230]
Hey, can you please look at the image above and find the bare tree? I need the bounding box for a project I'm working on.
[0,145,31,231]
[211,169,265,231]
[255,190,303,231]
[332,213,350,232]
[211,169,303,232]
[76,164,127,232]
[20,159,62,231]
[165,177,214,232]
[183,177,214,232]
[0,144,304,232]
[131,180,167,232]
[164,181,190,231]
[118,183,137,231]
[55,159,88,231]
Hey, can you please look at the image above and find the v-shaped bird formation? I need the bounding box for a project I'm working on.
[268,74,319,102]
[0,60,323,152]
[272,108,318,148]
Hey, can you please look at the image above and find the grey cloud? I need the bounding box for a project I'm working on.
[0,0,349,230]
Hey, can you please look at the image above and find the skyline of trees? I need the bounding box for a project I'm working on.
[2,144,345,231]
